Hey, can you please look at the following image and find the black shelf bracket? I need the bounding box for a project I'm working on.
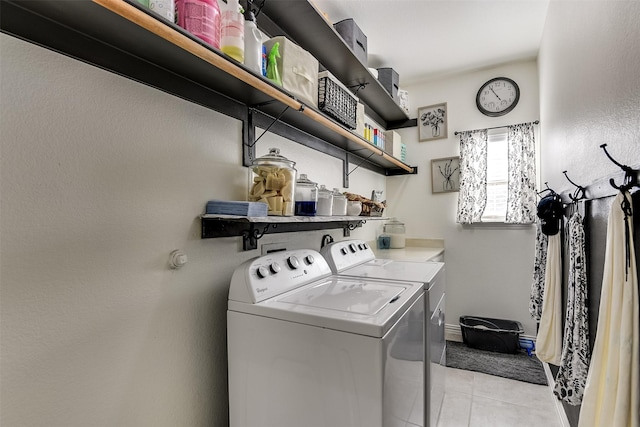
[242,109,414,187]
[201,216,366,250]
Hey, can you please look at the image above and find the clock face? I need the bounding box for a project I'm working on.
[476,77,520,117]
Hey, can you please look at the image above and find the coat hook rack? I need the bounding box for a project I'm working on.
[600,144,639,191]
[537,182,554,197]
[562,170,586,202]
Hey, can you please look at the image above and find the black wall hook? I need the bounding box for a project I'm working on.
[537,182,555,197]
[600,144,639,191]
[562,170,586,202]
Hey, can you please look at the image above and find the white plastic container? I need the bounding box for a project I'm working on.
[346,200,362,216]
[149,0,174,22]
[331,188,347,216]
[316,185,333,216]
[221,0,244,63]
[383,218,406,249]
[243,2,263,74]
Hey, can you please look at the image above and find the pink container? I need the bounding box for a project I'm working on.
[175,0,220,49]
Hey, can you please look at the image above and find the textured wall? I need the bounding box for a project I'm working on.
[0,34,385,426]
[538,1,640,191]
[538,2,640,425]
[393,59,541,337]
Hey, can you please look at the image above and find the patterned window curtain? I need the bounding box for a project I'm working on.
[506,123,537,223]
[456,130,488,224]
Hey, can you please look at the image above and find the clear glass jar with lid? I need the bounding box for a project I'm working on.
[295,174,318,216]
[248,147,296,216]
[331,188,347,216]
[316,185,333,216]
[383,218,406,248]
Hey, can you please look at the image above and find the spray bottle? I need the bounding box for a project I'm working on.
[220,0,244,63]
[266,42,282,86]
[243,0,263,74]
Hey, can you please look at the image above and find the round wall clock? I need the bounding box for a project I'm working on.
[476,77,520,117]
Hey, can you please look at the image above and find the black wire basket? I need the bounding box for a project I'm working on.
[318,72,357,130]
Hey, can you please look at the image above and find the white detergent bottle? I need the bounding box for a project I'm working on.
[243,0,263,74]
[149,0,175,22]
[220,0,244,63]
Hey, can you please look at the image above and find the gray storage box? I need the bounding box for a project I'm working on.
[333,18,367,66]
[377,67,399,102]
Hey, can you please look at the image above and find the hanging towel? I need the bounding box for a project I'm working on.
[554,211,590,405]
[536,232,563,365]
[579,191,639,427]
[530,221,548,320]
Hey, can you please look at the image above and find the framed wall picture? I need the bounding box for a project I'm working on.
[431,156,460,193]
[418,102,448,141]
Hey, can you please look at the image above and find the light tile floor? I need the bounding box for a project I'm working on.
[437,367,564,427]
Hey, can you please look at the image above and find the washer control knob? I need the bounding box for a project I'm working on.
[256,266,269,278]
[363,243,369,249]
[349,243,357,253]
[270,262,281,274]
[340,248,348,256]
[287,256,300,269]
[304,255,315,265]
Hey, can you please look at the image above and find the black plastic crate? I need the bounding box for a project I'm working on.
[318,72,357,129]
[459,316,524,354]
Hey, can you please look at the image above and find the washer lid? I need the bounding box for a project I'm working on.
[341,260,444,287]
[278,277,405,316]
[228,275,424,337]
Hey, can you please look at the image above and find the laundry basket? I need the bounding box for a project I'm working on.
[318,70,357,129]
[459,316,524,354]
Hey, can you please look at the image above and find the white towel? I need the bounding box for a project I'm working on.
[579,191,639,427]
[536,232,563,365]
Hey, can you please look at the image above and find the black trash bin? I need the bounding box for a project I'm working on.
[459,316,524,354]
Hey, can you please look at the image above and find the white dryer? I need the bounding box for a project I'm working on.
[320,239,446,427]
[227,248,426,427]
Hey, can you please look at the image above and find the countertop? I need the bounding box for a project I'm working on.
[370,238,444,262]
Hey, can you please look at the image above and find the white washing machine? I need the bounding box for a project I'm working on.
[320,239,446,427]
[227,248,426,427]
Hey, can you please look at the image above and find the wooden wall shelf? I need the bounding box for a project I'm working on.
[1,0,417,175]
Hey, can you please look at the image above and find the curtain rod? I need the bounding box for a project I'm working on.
[454,120,539,136]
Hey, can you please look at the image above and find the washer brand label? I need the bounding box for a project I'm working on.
[256,287,268,293]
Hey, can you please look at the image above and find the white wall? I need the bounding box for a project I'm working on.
[538,3,640,425]
[0,34,385,426]
[390,60,541,336]
[538,1,640,189]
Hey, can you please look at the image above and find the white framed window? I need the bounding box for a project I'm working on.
[481,128,508,222]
